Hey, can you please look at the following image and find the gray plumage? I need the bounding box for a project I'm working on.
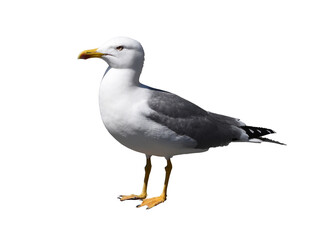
[147,90,245,149]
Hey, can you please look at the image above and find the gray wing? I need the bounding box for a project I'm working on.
[146,90,245,149]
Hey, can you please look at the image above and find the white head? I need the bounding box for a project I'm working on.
[78,37,145,70]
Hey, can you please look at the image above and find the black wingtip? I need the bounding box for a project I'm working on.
[258,137,286,146]
[241,126,276,139]
[240,126,285,145]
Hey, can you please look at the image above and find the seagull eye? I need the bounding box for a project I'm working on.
[116,46,124,51]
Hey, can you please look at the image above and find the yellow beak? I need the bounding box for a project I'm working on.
[78,48,105,59]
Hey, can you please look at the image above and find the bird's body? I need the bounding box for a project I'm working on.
[99,68,203,157]
[78,37,284,209]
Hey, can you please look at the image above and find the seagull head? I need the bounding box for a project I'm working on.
[78,37,145,70]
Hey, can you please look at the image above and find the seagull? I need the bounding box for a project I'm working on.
[78,37,284,209]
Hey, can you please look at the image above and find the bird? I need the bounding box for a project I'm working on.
[78,37,284,209]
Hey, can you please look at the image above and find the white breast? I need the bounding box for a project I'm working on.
[99,68,204,157]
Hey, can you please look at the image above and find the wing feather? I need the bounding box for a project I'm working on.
[146,90,244,149]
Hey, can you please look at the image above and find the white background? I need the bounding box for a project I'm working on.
[1,0,325,239]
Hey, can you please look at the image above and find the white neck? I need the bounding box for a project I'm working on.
[99,67,143,125]
[102,67,141,87]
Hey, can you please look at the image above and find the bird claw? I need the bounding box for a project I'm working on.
[136,195,166,209]
[118,194,146,201]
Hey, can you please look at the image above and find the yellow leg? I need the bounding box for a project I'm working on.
[118,156,152,201]
[137,158,172,209]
